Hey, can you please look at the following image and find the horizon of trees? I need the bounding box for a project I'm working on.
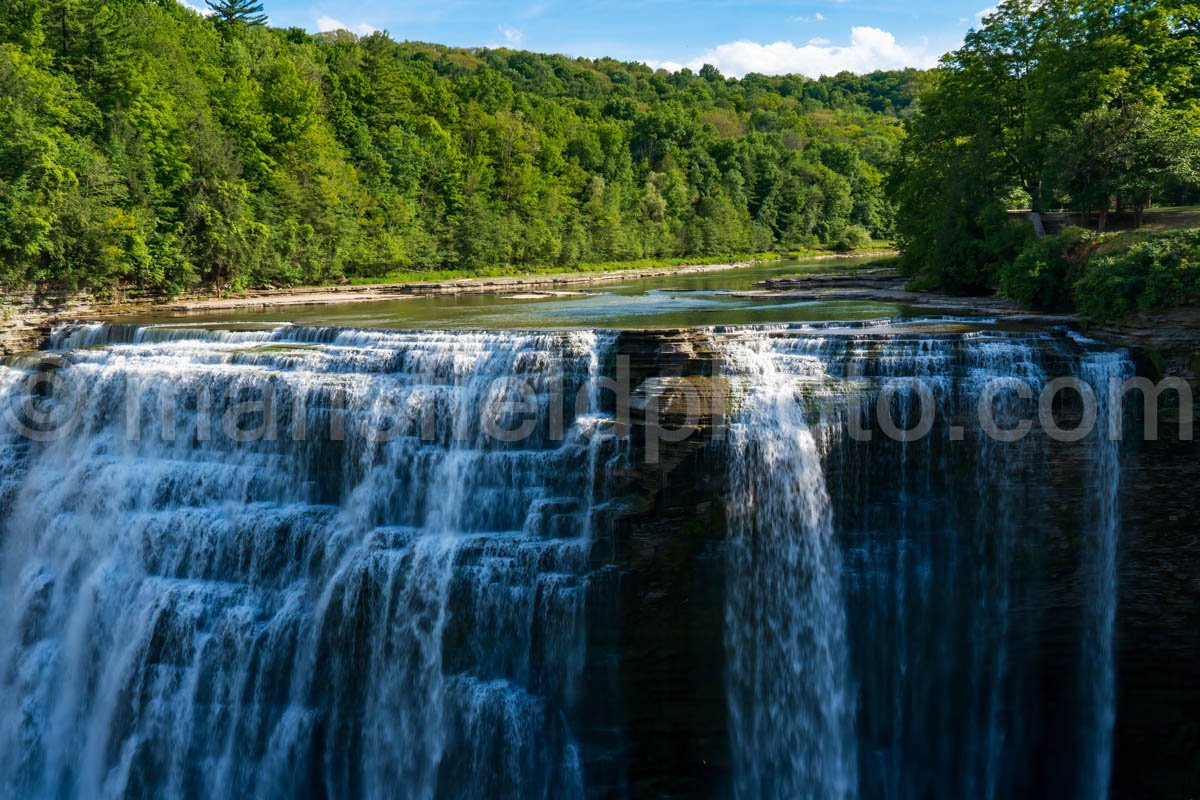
[0,0,920,294]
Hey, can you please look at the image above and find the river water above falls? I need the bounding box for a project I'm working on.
[0,296,1195,798]
[97,257,906,331]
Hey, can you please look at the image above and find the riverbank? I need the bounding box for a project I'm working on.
[156,249,898,313]
[156,258,792,313]
[7,257,1198,382]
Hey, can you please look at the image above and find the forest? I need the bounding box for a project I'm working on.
[891,0,1200,315]
[0,0,916,294]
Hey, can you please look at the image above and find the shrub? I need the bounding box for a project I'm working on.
[896,201,1035,294]
[832,224,873,252]
[1073,230,1200,320]
[999,226,1093,311]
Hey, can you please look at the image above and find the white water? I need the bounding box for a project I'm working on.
[0,322,1133,799]
[0,324,622,799]
[1078,352,1130,800]
[716,329,1130,800]
[721,335,858,800]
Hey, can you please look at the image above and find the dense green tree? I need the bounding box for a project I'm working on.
[205,0,266,27]
[1048,103,1200,230]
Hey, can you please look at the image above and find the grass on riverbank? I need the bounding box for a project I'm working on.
[1041,205,1200,238]
[345,253,780,286]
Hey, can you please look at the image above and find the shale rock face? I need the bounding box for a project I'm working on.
[1113,411,1200,798]
[1087,304,1200,794]
[0,292,74,355]
[1092,307,1200,379]
[583,330,734,796]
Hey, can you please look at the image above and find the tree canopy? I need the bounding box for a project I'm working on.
[0,0,918,294]
[890,0,1200,293]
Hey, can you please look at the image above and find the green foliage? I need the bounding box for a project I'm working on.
[999,226,1094,310]
[892,0,1200,293]
[1074,229,1200,320]
[1048,104,1200,228]
[205,0,266,27]
[831,224,872,253]
[0,2,912,294]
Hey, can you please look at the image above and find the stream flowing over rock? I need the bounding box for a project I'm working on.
[0,321,1194,799]
[0,325,621,799]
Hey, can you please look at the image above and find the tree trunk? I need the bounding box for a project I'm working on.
[1027,179,1044,213]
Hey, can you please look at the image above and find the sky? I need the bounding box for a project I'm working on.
[185,0,1000,78]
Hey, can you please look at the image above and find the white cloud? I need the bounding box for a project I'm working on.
[790,12,826,22]
[808,36,831,45]
[316,15,380,36]
[499,26,525,46]
[646,27,936,79]
[177,0,212,15]
[976,6,998,21]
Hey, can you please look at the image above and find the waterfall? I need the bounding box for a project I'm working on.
[715,327,1132,800]
[1078,352,1130,800]
[0,324,622,800]
[721,334,858,800]
[0,320,1136,798]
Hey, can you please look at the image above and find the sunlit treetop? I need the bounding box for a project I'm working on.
[205,0,267,27]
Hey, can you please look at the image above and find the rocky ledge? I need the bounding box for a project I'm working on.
[0,291,126,356]
[1,261,772,355]
[1089,308,1200,379]
[750,269,1200,379]
[742,268,1078,325]
[6,266,1198,383]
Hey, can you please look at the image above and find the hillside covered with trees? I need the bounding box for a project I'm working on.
[0,0,917,294]
[890,0,1200,317]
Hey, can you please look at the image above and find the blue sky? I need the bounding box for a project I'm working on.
[187,1,998,77]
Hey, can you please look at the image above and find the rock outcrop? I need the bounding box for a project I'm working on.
[745,268,1078,324]
[0,291,116,355]
[1090,308,1200,379]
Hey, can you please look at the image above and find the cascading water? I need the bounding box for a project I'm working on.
[0,319,1138,799]
[721,334,858,800]
[1078,352,1131,800]
[0,323,622,800]
[716,326,1132,800]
